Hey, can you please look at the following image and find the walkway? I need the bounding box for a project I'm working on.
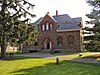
[61,58,100,64]
[15,53,100,64]
[15,53,54,58]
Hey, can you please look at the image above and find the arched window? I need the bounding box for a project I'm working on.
[42,24,45,31]
[57,36,62,46]
[68,35,74,47]
[46,23,49,30]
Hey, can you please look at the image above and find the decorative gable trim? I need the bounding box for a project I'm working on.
[39,12,57,24]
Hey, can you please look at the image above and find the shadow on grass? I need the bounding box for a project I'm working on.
[11,60,100,75]
[0,56,42,61]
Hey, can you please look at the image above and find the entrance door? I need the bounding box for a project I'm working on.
[47,43,50,49]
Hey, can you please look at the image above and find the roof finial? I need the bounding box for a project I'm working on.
[47,12,49,14]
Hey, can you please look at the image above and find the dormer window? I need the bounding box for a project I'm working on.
[42,24,45,31]
[46,23,49,30]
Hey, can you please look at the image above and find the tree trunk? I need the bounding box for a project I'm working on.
[19,44,23,52]
[1,32,7,59]
[1,42,6,59]
[0,0,7,59]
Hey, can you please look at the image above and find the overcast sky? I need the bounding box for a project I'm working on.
[28,0,92,23]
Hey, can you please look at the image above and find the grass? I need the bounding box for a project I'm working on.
[0,56,100,75]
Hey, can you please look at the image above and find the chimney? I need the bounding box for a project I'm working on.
[56,10,58,16]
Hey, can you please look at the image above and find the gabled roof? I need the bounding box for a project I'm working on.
[53,14,74,24]
[47,13,58,22]
[32,17,43,25]
[53,14,80,29]
[32,13,82,30]
[58,23,80,30]
[73,17,82,23]
[33,13,57,25]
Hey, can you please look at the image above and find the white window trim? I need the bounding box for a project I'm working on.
[46,23,49,30]
[50,24,52,30]
[42,24,45,31]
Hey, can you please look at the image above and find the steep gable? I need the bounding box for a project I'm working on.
[33,12,82,30]
[39,12,57,25]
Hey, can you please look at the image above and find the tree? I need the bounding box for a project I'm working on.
[84,0,100,51]
[0,0,35,58]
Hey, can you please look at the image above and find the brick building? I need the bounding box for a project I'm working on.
[22,11,83,52]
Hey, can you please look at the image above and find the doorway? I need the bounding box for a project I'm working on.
[44,42,52,49]
[47,43,50,49]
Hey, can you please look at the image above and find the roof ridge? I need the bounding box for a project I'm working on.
[53,14,69,17]
[72,17,82,19]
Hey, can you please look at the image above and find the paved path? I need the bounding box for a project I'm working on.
[61,58,100,64]
[15,53,54,58]
[15,53,100,64]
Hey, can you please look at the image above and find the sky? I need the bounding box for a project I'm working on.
[28,0,92,25]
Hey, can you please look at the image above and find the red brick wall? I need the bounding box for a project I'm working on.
[22,13,83,52]
[56,30,81,51]
[39,14,58,49]
[38,14,82,51]
[39,14,57,32]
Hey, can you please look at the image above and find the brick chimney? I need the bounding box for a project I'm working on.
[56,10,58,16]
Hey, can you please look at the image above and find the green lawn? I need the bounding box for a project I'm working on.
[0,56,100,75]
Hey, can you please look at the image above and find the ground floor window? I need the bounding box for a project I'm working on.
[68,35,74,47]
[57,36,63,46]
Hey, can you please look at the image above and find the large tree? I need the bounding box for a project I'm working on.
[0,0,35,58]
[84,0,100,51]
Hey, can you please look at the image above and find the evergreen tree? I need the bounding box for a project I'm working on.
[84,0,100,51]
[0,0,35,58]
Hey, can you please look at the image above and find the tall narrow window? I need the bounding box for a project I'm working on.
[42,24,45,31]
[46,23,49,30]
[50,24,53,30]
[57,36,62,46]
[68,35,74,47]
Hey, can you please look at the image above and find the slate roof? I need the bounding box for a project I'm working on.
[32,14,82,30]
[53,14,74,23]
[53,14,80,30]
[73,17,82,23]
[58,23,80,30]
[32,17,43,25]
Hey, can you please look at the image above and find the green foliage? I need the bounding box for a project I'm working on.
[84,0,100,52]
[84,40,100,52]
[0,0,36,58]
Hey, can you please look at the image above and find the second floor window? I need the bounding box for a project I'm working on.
[50,24,53,30]
[46,23,49,30]
[42,24,45,31]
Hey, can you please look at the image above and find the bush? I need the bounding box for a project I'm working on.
[29,50,38,53]
[84,40,100,52]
